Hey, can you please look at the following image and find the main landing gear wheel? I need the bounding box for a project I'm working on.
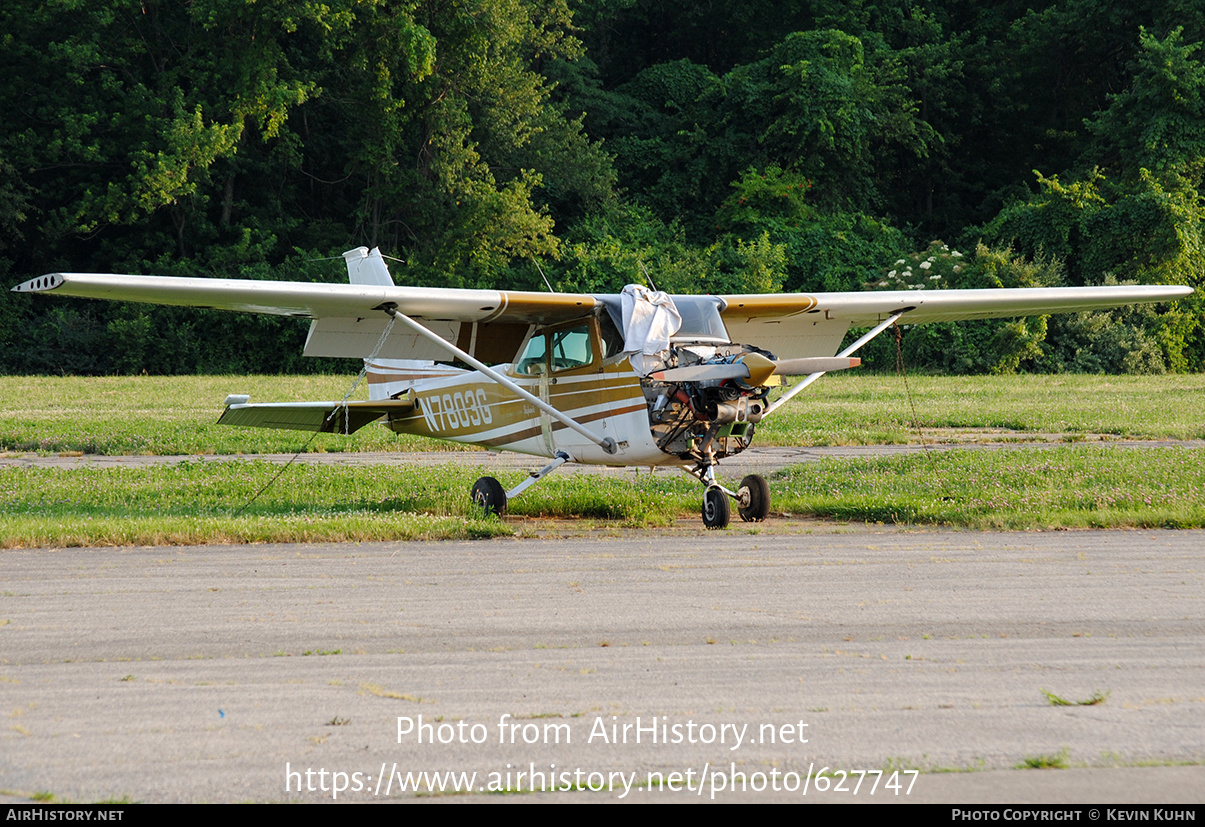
[737,474,770,522]
[471,476,507,516]
[702,486,730,529]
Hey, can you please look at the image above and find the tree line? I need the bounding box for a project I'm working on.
[1,0,1202,374]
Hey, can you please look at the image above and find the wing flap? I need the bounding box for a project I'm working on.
[302,317,533,362]
[304,317,460,360]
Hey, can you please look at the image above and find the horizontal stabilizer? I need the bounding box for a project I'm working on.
[217,398,414,434]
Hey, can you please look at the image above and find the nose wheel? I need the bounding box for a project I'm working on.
[702,486,730,529]
[737,474,770,522]
[689,467,772,529]
[682,461,774,529]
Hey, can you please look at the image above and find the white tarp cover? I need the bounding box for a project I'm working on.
[620,284,682,376]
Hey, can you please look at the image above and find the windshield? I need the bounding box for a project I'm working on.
[594,293,730,345]
[671,296,729,342]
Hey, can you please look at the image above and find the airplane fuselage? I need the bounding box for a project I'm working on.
[367,303,769,469]
[382,361,668,466]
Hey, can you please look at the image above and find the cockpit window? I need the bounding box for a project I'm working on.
[594,293,730,346]
[515,322,597,375]
[598,312,625,358]
[515,332,547,375]
[549,324,594,372]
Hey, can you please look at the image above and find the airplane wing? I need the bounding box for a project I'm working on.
[14,253,1193,363]
[12,267,597,362]
[718,286,1194,359]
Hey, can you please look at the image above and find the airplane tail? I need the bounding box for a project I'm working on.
[342,246,395,286]
[340,247,470,398]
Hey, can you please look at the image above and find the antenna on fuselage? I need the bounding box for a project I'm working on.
[533,259,554,292]
[639,261,658,293]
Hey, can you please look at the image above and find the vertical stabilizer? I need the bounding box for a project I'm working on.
[340,248,464,399]
[342,247,395,286]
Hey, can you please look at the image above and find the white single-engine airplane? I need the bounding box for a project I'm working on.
[13,248,1193,527]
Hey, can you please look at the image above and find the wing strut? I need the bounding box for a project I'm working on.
[763,312,905,419]
[380,305,618,454]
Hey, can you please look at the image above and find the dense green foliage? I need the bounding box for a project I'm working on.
[1,0,1201,374]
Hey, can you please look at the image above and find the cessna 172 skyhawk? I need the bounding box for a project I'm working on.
[12,247,1193,527]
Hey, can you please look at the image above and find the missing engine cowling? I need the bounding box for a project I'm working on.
[641,343,774,460]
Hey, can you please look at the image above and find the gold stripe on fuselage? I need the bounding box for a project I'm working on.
[385,364,647,454]
[366,369,464,383]
[472,402,648,449]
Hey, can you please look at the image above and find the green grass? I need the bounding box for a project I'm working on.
[1042,689,1110,706]
[1017,749,1070,769]
[0,374,447,455]
[0,461,687,546]
[758,372,1205,445]
[0,461,515,546]
[773,447,1205,529]
[5,373,1203,545]
[3,373,1204,456]
[3,446,1204,546]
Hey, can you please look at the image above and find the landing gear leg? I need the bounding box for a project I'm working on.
[471,452,572,517]
[698,447,731,530]
[681,444,748,529]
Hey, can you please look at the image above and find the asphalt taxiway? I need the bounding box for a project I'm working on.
[2,529,1203,803]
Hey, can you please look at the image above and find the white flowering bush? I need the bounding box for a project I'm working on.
[863,240,964,291]
[859,242,1062,373]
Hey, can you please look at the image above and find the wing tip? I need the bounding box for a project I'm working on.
[11,274,66,293]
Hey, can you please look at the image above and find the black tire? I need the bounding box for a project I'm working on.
[471,476,507,516]
[702,486,730,529]
[737,474,770,522]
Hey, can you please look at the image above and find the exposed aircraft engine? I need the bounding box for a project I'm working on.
[641,343,776,461]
